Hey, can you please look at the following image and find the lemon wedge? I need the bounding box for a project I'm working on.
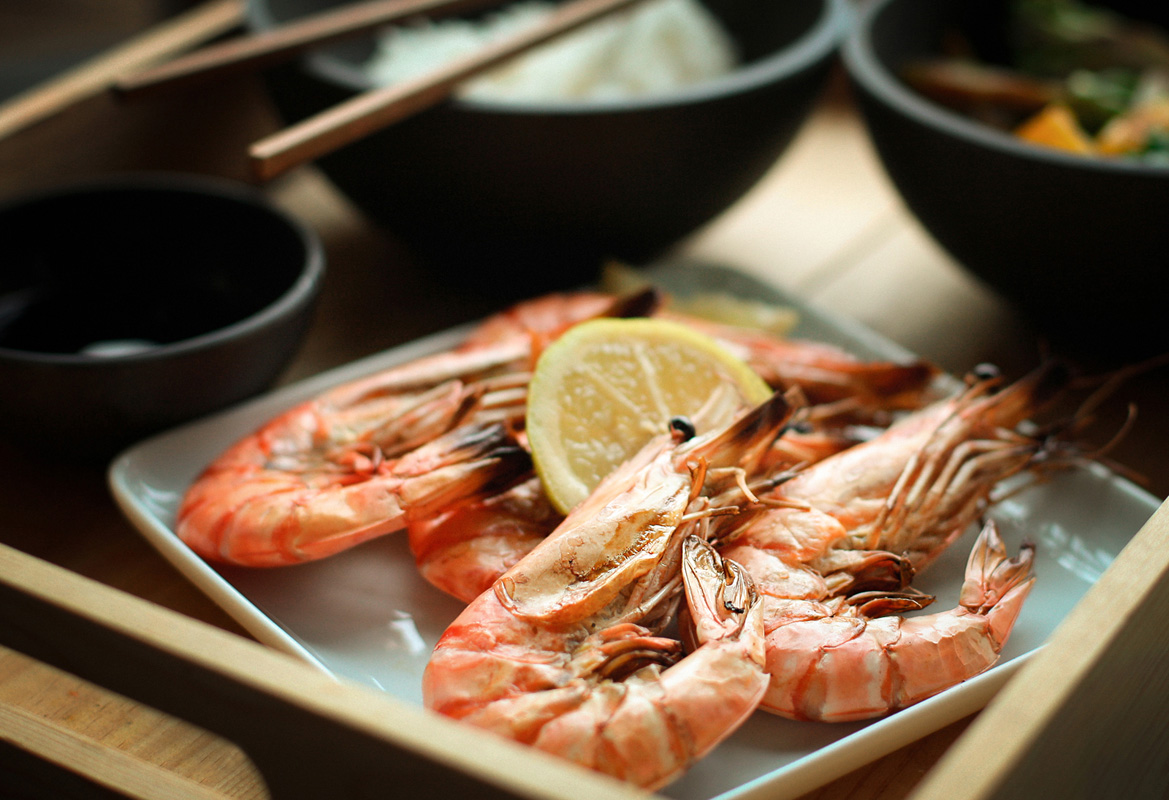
[526,317,772,513]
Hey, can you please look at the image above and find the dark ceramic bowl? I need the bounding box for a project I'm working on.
[0,174,325,459]
[247,0,849,294]
[843,0,1169,354]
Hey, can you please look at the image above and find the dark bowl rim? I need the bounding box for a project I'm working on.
[248,0,851,114]
[841,0,1169,175]
[0,172,326,367]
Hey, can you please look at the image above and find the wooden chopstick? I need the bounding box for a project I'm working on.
[0,0,244,141]
[248,0,653,181]
[114,0,513,100]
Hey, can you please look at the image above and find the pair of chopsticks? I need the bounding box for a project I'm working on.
[116,0,655,181]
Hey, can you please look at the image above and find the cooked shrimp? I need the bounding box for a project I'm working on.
[408,379,886,604]
[177,285,934,570]
[727,361,1072,573]
[716,362,1074,720]
[422,392,792,789]
[408,475,562,603]
[178,418,531,566]
[762,519,1034,722]
[409,416,872,604]
[409,407,869,603]
[671,312,941,414]
[176,291,658,567]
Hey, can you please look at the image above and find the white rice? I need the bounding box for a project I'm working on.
[363,0,739,103]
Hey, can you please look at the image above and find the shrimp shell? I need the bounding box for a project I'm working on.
[422,392,792,788]
[717,362,1074,721]
[175,290,660,566]
[761,520,1034,722]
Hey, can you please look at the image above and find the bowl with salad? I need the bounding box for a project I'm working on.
[843,0,1169,354]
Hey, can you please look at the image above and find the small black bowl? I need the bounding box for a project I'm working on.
[843,0,1169,355]
[248,0,849,295]
[0,174,325,459]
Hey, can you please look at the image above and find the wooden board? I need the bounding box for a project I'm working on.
[908,497,1169,800]
[0,542,649,800]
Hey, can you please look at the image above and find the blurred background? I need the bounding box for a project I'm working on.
[0,1,190,100]
[0,0,285,198]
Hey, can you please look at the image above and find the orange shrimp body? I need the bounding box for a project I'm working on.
[734,362,1070,569]
[670,311,941,414]
[177,412,531,566]
[407,475,562,603]
[176,291,652,567]
[422,393,793,789]
[717,363,1072,721]
[762,520,1033,722]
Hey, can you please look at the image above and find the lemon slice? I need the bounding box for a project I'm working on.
[526,317,772,513]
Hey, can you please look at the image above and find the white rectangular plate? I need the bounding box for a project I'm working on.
[110,262,1160,799]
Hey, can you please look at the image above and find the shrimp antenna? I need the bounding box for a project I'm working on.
[1071,350,1169,421]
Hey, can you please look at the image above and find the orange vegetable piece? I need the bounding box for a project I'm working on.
[1014,104,1096,155]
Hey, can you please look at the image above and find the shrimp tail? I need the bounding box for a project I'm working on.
[959,520,1036,645]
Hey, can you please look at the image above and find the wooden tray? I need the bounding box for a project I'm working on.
[0,541,640,799]
[3,497,1167,799]
[910,495,1169,800]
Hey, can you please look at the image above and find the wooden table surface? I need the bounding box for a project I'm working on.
[3,4,1168,797]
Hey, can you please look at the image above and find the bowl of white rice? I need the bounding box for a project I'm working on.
[247,0,849,293]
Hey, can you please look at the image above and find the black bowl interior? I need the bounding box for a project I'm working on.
[0,176,322,461]
[0,180,311,356]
